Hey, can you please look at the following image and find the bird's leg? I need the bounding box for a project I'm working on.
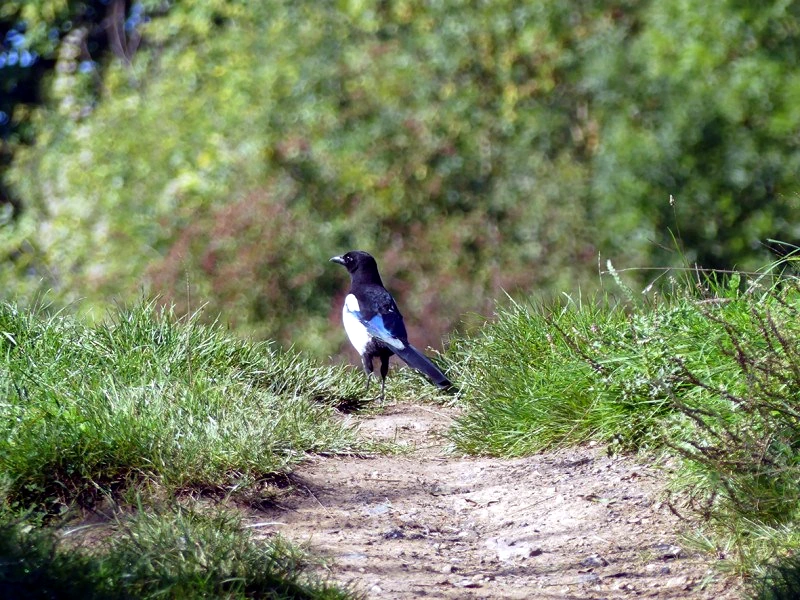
[362,354,374,395]
[379,355,390,403]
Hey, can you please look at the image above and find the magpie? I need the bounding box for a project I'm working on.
[330,250,452,400]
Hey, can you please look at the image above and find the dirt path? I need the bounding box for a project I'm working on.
[250,403,742,599]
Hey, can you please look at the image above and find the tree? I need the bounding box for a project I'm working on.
[0,0,146,218]
[590,0,800,270]
[4,1,800,356]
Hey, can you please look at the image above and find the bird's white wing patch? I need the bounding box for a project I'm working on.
[342,294,371,354]
[344,294,360,313]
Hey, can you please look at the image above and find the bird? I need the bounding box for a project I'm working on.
[330,250,452,400]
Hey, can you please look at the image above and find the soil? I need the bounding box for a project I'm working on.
[249,402,743,600]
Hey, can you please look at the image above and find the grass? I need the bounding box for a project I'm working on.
[0,301,364,512]
[0,300,365,598]
[447,265,800,591]
[0,505,355,599]
[3,267,800,596]
[756,554,800,600]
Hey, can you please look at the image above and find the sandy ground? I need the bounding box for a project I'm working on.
[248,403,743,599]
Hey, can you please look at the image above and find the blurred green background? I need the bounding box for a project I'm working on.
[2,0,799,356]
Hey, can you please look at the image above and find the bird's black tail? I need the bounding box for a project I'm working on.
[394,344,454,391]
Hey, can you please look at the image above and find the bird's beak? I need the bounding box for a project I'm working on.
[329,255,346,265]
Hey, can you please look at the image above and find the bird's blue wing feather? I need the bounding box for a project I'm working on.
[364,314,406,350]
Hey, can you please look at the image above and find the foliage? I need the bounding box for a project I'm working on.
[593,0,800,269]
[0,506,355,599]
[0,0,151,219]
[4,1,800,355]
[0,300,362,512]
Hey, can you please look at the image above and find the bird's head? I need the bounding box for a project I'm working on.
[329,250,377,274]
[330,250,384,285]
